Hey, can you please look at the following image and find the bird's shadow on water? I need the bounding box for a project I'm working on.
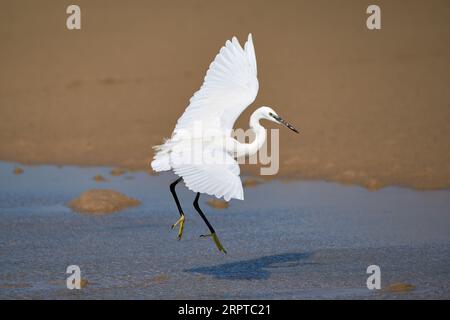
[185,252,315,280]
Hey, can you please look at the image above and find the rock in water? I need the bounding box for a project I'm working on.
[207,199,229,209]
[110,168,126,176]
[13,167,24,175]
[383,282,415,293]
[68,189,140,214]
[93,174,107,182]
[242,177,263,188]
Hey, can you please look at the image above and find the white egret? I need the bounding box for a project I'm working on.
[151,34,299,253]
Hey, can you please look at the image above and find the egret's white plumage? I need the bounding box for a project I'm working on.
[151,34,298,202]
[175,34,258,134]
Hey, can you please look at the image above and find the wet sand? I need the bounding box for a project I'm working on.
[0,162,449,299]
[1,1,450,190]
[68,189,141,214]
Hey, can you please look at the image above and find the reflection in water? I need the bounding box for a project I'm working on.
[185,252,314,280]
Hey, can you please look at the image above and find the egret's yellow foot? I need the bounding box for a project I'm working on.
[171,214,185,240]
[200,232,227,254]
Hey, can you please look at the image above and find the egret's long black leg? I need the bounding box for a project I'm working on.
[193,193,227,254]
[170,177,185,240]
[170,177,183,216]
[193,193,215,233]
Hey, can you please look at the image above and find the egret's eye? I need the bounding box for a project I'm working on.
[269,112,279,120]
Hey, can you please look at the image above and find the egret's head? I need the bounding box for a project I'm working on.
[259,106,299,134]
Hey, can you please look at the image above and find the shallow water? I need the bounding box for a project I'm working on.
[0,162,449,299]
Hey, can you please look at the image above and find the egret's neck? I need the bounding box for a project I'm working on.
[250,111,263,132]
[245,109,267,156]
[225,108,268,157]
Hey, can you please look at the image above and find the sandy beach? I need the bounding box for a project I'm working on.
[1,0,450,190]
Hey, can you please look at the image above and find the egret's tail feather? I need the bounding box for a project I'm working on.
[151,139,172,172]
[151,155,171,172]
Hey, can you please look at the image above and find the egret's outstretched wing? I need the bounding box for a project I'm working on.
[171,146,244,201]
[174,34,258,135]
[152,34,257,199]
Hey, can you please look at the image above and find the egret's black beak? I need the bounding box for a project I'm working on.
[271,114,299,134]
